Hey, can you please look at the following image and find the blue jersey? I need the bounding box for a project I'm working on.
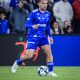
[0,19,9,34]
[26,9,52,38]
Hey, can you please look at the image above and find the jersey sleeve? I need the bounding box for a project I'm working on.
[46,14,52,37]
[25,12,34,28]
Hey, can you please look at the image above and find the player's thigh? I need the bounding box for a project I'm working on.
[41,45,52,55]
[26,37,38,58]
[26,37,38,50]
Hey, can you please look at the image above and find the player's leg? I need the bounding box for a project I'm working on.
[33,47,40,61]
[11,49,35,73]
[20,52,26,66]
[42,45,57,76]
[11,37,38,73]
[40,37,57,76]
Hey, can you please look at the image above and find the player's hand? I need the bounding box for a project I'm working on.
[49,37,54,44]
[32,24,39,29]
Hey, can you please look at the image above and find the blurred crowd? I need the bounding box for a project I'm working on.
[0,0,80,34]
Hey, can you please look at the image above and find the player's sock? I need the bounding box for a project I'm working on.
[47,62,54,72]
[17,58,23,65]
[47,62,58,77]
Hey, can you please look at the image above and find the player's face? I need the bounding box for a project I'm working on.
[38,0,48,11]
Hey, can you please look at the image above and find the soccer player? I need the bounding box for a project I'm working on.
[11,0,58,77]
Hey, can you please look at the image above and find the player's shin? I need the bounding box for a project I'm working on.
[47,61,54,72]
[46,56,58,76]
[46,53,54,72]
[46,62,58,76]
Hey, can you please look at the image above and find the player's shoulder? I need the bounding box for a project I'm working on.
[32,9,38,13]
[45,10,51,16]
[30,9,39,15]
[45,10,50,14]
[28,9,38,16]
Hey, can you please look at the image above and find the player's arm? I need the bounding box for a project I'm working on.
[46,23,53,44]
[46,22,52,37]
[46,13,52,37]
[25,12,34,28]
[46,17,53,44]
[25,12,39,29]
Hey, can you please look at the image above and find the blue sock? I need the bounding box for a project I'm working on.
[17,58,23,65]
[47,62,54,72]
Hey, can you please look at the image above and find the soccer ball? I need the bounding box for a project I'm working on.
[38,66,48,76]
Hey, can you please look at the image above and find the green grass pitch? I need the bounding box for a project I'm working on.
[0,66,80,80]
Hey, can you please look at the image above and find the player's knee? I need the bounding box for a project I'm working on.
[27,51,34,59]
[28,54,34,59]
[26,49,35,59]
